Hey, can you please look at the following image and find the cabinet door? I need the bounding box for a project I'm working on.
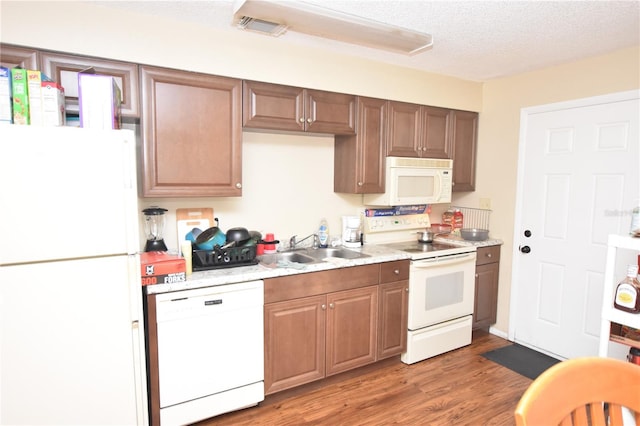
[386,101,421,157]
[140,65,242,197]
[451,110,478,192]
[378,280,409,359]
[326,286,378,376]
[242,80,305,132]
[473,262,499,330]
[334,96,386,193]
[264,295,326,395]
[41,52,139,117]
[0,43,39,69]
[305,89,356,135]
[421,106,452,159]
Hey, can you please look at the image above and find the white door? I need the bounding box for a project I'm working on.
[511,91,639,359]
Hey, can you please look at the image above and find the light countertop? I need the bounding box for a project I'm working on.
[145,244,410,295]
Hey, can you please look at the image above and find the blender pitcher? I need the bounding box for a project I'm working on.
[143,206,168,252]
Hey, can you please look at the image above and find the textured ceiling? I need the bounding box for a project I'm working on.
[94,0,640,82]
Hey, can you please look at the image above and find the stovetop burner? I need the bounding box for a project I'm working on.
[381,240,475,259]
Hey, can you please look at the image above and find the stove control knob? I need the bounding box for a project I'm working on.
[520,245,531,254]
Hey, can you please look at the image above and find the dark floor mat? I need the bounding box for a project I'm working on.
[482,343,560,380]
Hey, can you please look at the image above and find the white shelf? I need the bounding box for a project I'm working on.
[599,234,640,357]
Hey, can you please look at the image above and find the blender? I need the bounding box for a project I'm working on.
[143,206,168,252]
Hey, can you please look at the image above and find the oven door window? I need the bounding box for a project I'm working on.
[408,257,475,330]
[425,271,464,310]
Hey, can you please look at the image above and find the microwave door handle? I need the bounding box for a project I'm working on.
[412,253,475,268]
[434,173,443,200]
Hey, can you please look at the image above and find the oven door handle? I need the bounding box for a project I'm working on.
[412,253,475,268]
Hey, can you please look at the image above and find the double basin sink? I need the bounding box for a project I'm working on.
[275,247,370,264]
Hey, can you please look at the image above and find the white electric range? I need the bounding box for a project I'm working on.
[364,214,477,364]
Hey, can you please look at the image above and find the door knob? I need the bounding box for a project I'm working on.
[520,245,531,254]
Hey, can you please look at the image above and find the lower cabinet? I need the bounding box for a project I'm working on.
[263,260,409,395]
[473,245,501,330]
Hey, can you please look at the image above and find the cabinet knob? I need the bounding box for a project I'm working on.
[475,273,479,278]
[306,118,312,124]
[422,147,427,151]
[393,269,400,275]
[357,182,363,187]
[321,304,326,310]
[329,303,335,309]
[486,253,492,258]
[405,287,409,292]
[235,182,242,189]
[299,117,305,123]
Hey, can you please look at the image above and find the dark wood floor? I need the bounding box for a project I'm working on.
[196,330,532,425]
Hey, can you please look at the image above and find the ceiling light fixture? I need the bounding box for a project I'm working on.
[232,0,433,55]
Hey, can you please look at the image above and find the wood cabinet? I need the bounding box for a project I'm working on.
[263,261,408,395]
[0,43,40,70]
[386,101,451,159]
[140,65,242,197]
[451,110,478,192]
[41,52,139,117]
[334,96,386,194]
[242,80,356,134]
[377,260,409,359]
[473,245,501,330]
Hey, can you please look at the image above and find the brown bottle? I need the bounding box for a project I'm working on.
[614,265,640,313]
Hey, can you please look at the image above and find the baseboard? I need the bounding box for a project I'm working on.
[489,326,508,340]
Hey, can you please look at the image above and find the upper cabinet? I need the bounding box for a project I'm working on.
[0,44,40,70]
[451,110,478,192]
[386,101,452,159]
[242,80,356,135]
[334,96,386,194]
[41,52,140,118]
[140,65,243,197]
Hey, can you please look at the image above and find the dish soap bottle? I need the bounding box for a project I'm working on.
[614,264,640,313]
[318,219,329,248]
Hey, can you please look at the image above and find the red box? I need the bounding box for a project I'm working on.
[140,252,186,286]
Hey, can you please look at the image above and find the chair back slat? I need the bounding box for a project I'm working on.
[514,357,640,426]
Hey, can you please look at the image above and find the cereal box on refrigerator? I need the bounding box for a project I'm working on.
[41,81,65,126]
[10,68,29,125]
[0,67,11,123]
[78,72,122,130]
[27,70,44,126]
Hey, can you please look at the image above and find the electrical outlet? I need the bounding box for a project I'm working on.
[479,198,491,210]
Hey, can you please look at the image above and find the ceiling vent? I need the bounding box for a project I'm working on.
[236,16,288,36]
[232,0,433,55]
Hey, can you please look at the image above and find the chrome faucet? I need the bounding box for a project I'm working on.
[289,233,319,250]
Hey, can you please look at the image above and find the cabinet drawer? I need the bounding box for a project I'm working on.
[264,264,379,303]
[380,260,410,283]
[476,245,501,266]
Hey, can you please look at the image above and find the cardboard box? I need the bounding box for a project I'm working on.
[11,68,29,125]
[78,72,121,129]
[27,70,44,126]
[140,252,186,286]
[0,67,11,123]
[41,81,65,126]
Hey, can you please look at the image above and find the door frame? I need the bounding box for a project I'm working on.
[508,89,640,345]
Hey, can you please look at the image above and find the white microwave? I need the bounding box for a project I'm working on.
[363,157,453,206]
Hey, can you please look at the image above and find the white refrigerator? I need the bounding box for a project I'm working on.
[0,125,148,425]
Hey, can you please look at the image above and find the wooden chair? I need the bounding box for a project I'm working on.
[515,356,640,426]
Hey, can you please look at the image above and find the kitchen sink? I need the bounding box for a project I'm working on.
[305,247,370,260]
[276,251,319,264]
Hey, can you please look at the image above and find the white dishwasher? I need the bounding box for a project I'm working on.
[155,280,264,426]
